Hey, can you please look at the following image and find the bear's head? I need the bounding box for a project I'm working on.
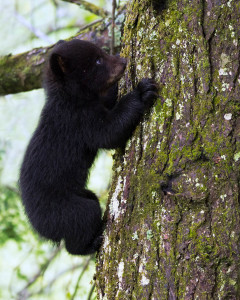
[46,39,126,96]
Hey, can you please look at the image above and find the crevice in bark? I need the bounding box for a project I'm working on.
[191,45,197,97]
[238,181,240,207]
[205,193,213,240]
[201,0,222,96]
[138,122,144,163]
[206,39,213,94]
[150,55,156,80]
[130,243,143,299]
[174,200,183,299]
[232,48,240,90]
[148,279,154,300]
[133,13,139,29]
[200,0,206,39]
[210,90,217,115]
[130,38,137,88]
[161,54,180,175]
[211,259,221,298]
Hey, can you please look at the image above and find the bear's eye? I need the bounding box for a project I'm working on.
[96,57,103,65]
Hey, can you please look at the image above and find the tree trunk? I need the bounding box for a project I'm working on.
[96,0,240,299]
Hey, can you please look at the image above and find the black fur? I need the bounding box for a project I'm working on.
[152,0,167,13]
[19,39,158,255]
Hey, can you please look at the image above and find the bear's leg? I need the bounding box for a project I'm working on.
[63,191,103,255]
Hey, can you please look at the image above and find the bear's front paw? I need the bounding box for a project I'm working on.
[137,78,158,105]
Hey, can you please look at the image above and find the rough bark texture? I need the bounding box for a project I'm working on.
[0,47,50,96]
[96,0,240,299]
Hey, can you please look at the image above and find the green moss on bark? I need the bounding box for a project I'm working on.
[96,0,240,299]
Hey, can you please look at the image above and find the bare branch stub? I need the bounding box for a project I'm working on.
[61,0,109,18]
[111,0,116,55]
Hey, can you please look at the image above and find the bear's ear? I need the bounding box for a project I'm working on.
[50,53,68,77]
[56,39,65,46]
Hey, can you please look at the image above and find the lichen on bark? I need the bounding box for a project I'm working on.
[96,0,240,299]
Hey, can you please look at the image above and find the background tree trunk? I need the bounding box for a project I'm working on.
[96,0,240,299]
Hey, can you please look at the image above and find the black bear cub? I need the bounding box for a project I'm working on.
[19,39,158,255]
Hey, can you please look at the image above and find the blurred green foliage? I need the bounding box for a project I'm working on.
[0,185,25,244]
[0,0,116,299]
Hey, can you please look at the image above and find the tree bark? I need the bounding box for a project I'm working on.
[96,0,240,299]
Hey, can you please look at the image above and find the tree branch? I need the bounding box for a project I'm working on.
[23,257,93,299]
[87,283,96,300]
[0,5,126,96]
[0,46,51,96]
[71,256,93,300]
[111,0,116,55]
[61,0,109,18]
[0,20,111,96]
[17,246,62,299]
